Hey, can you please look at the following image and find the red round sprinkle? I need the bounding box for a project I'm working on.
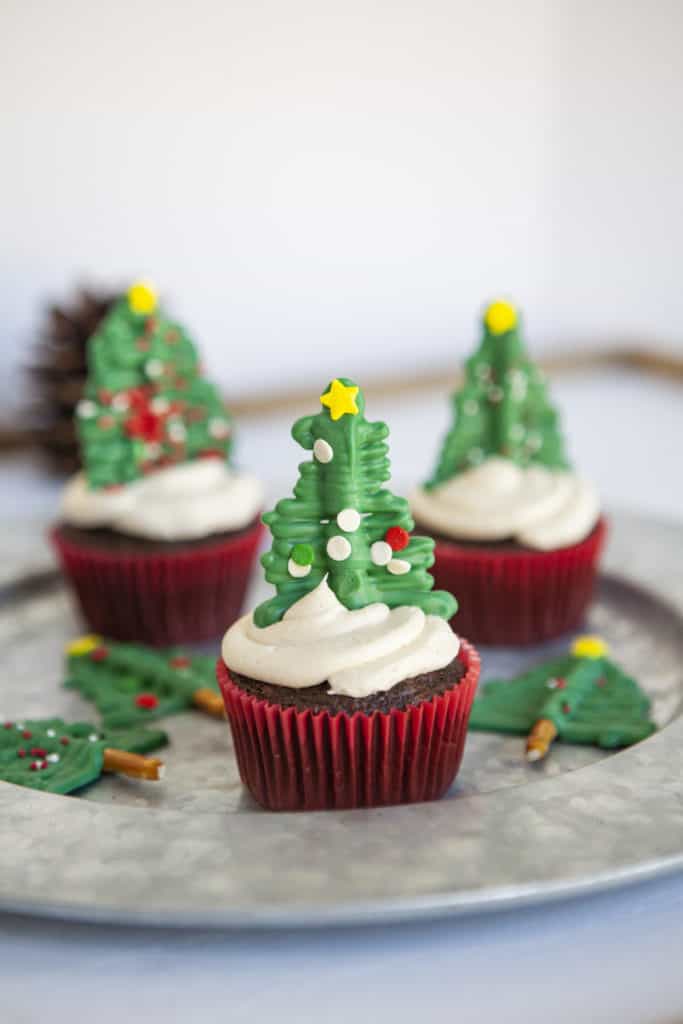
[136,338,150,351]
[3,722,12,729]
[17,749,26,758]
[135,693,159,710]
[22,730,32,739]
[170,656,190,669]
[90,647,109,662]
[29,762,39,771]
[98,415,116,430]
[562,702,571,714]
[30,747,47,757]
[596,676,607,688]
[98,389,113,405]
[555,678,567,690]
[385,526,410,552]
[60,737,70,746]
[41,761,48,770]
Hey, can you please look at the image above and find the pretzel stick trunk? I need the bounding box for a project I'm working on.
[192,687,226,718]
[103,749,165,780]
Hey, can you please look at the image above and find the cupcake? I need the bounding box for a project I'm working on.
[410,300,606,646]
[51,281,264,646]
[218,377,480,811]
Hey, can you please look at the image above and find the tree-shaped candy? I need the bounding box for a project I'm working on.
[0,717,167,794]
[76,281,233,489]
[66,635,224,729]
[255,377,457,627]
[468,636,656,761]
[426,300,569,487]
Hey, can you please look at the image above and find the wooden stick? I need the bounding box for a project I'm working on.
[526,719,558,762]
[192,687,226,718]
[102,749,165,781]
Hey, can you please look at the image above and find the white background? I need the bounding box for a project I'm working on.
[2,0,683,414]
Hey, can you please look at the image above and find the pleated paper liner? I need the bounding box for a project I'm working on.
[217,639,481,812]
[430,517,608,646]
[51,520,264,647]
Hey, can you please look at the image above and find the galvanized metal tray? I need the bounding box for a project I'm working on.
[1,510,682,928]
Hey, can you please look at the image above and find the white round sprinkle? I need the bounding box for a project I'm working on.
[463,399,479,416]
[371,541,392,566]
[150,396,170,414]
[46,753,60,764]
[111,393,130,412]
[387,558,411,575]
[209,417,231,439]
[145,358,164,379]
[88,734,98,742]
[546,678,559,689]
[76,399,98,419]
[167,421,186,442]
[337,508,361,533]
[145,442,162,458]
[46,729,56,738]
[313,439,333,463]
[15,723,25,731]
[326,536,352,561]
[288,558,312,578]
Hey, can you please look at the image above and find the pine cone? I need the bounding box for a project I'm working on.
[27,288,118,473]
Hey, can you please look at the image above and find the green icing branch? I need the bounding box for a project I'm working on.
[76,281,233,489]
[426,300,570,488]
[255,377,458,627]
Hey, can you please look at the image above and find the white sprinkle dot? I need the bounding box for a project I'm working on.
[88,734,98,742]
[111,393,130,412]
[337,508,361,533]
[47,753,60,764]
[313,439,333,463]
[145,442,162,458]
[387,558,411,575]
[15,723,25,731]
[76,399,98,419]
[371,541,392,567]
[167,420,186,442]
[288,558,312,578]
[145,359,164,379]
[46,729,56,738]
[326,535,352,561]
[150,396,170,414]
[209,417,231,439]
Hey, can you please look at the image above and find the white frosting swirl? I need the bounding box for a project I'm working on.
[410,456,600,551]
[60,460,264,541]
[221,579,460,699]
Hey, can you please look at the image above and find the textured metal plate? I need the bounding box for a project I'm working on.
[1,510,682,928]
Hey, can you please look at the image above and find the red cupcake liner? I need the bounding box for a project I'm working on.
[430,517,607,647]
[50,521,263,647]
[217,639,480,812]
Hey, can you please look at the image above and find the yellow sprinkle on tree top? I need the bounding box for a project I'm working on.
[571,635,610,660]
[484,299,518,336]
[320,378,360,421]
[127,280,158,316]
[66,634,103,657]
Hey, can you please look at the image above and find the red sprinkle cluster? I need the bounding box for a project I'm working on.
[385,526,410,552]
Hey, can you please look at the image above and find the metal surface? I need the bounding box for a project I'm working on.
[1,510,682,928]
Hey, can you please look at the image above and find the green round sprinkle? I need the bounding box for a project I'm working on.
[291,543,314,567]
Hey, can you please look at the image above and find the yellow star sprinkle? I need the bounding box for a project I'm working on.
[320,379,359,421]
[127,280,158,316]
[484,299,518,336]
[571,635,610,660]
[66,635,103,657]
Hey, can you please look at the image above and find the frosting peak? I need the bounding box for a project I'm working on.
[222,580,460,699]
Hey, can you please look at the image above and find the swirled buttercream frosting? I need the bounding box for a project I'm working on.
[221,579,460,699]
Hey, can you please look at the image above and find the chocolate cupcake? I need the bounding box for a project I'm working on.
[410,300,606,646]
[218,378,480,811]
[51,281,263,646]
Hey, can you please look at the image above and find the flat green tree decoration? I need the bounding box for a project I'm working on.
[65,635,224,729]
[255,377,457,627]
[426,300,570,488]
[468,636,656,761]
[76,281,233,489]
[0,717,167,794]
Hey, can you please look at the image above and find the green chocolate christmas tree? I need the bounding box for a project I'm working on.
[426,300,569,488]
[468,636,656,761]
[0,717,167,794]
[255,377,457,627]
[75,281,233,489]
[65,635,224,729]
